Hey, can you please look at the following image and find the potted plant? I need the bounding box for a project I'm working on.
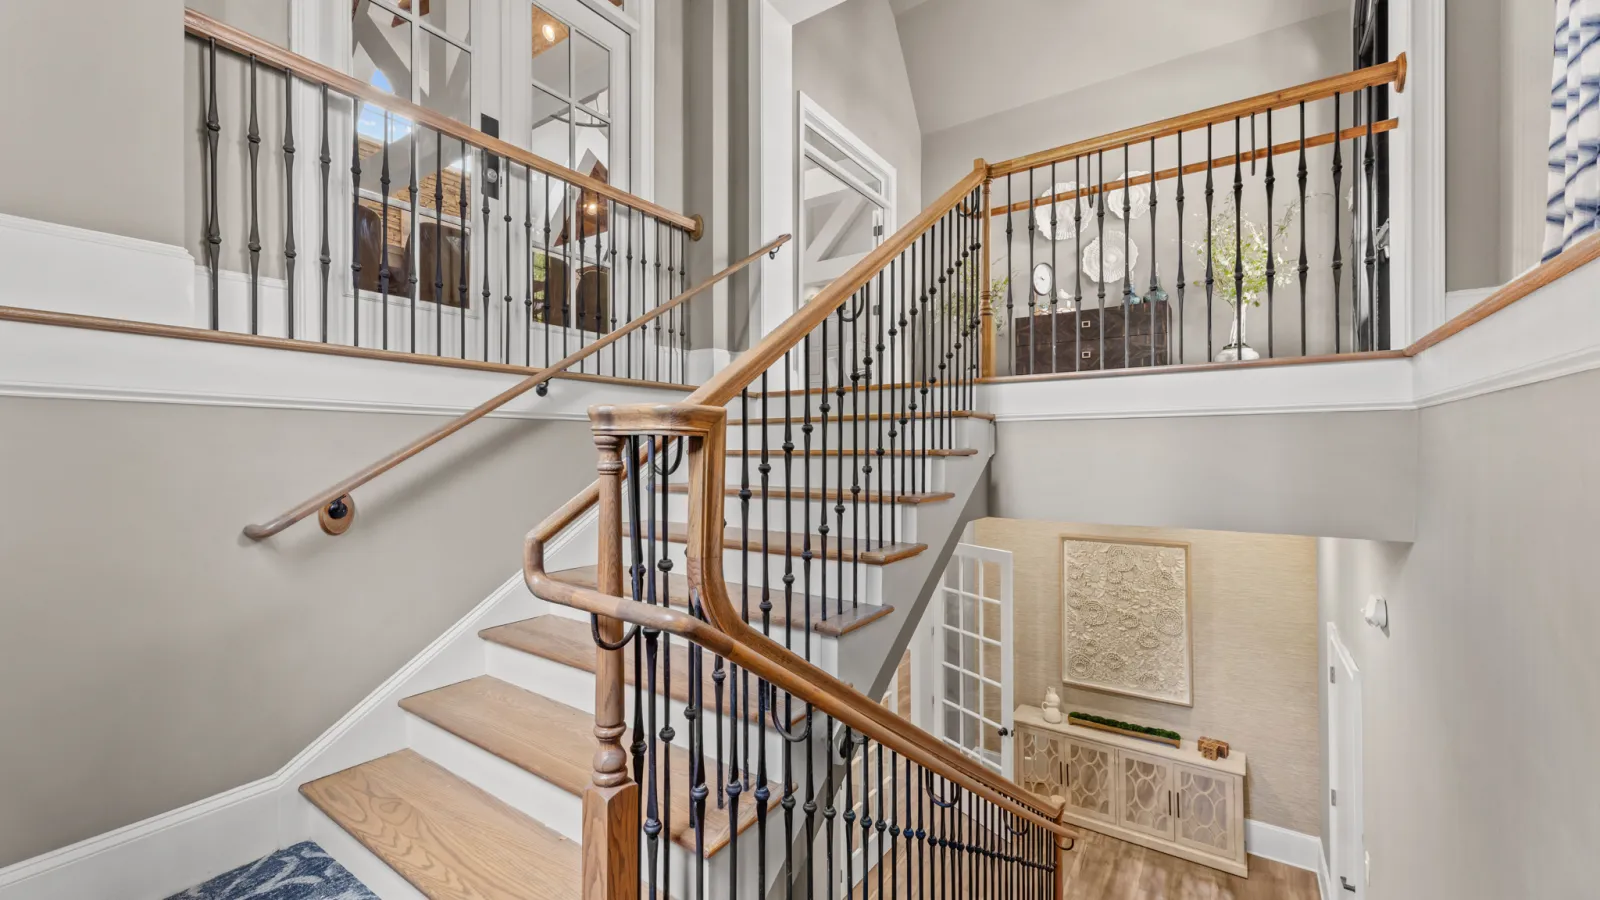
[1187,198,1297,361]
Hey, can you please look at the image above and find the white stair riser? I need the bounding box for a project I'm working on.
[304,806,429,900]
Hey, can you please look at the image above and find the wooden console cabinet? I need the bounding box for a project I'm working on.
[1012,301,1171,374]
[1013,705,1248,877]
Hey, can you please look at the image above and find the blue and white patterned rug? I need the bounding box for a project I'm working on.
[166,842,378,900]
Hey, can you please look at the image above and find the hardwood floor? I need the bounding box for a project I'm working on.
[862,826,1318,900]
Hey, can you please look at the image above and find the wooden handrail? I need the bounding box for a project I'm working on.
[526,403,1073,834]
[988,54,1407,178]
[183,8,701,238]
[242,234,788,540]
[688,162,989,407]
[988,118,1400,217]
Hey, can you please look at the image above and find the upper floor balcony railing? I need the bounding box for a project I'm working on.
[183,9,700,384]
[978,55,1407,380]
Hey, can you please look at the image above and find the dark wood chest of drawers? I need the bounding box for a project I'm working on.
[1013,301,1171,374]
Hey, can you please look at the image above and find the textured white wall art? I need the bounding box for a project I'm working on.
[1060,536,1192,706]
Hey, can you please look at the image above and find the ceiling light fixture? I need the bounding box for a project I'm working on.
[542,22,557,41]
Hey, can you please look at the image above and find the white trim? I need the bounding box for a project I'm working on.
[0,212,196,327]
[1443,285,1497,319]
[0,313,689,419]
[1327,623,1365,899]
[1318,848,1335,900]
[1243,819,1324,873]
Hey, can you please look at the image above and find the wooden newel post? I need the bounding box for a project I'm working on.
[585,433,639,900]
[979,170,996,379]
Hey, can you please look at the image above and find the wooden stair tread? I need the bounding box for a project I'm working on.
[727,410,994,424]
[664,523,928,565]
[480,616,806,725]
[662,482,955,506]
[548,565,895,637]
[299,749,579,900]
[726,447,977,458]
[400,676,778,857]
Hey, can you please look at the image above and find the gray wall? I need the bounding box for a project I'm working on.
[1317,367,1600,898]
[990,410,1418,542]
[795,0,924,219]
[1446,0,1554,290]
[0,0,186,245]
[0,397,594,867]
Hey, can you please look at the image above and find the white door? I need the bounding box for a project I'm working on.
[933,543,1015,778]
[1329,624,1366,896]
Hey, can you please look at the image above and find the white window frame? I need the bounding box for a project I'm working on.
[795,93,896,314]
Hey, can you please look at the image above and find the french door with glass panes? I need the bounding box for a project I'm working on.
[346,0,632,363]
[935,542,1015,778]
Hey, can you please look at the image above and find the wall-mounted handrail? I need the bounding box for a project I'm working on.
[987,54,1406,178]
[183,8,701,238]
[242,234,788,540]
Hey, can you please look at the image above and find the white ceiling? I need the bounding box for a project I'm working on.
[894,0,1350,134]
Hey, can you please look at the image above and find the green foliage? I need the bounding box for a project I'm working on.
[1067,711,1180,742]
[1185,196,1298,308]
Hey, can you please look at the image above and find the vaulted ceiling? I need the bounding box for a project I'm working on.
[893,0,1349,135]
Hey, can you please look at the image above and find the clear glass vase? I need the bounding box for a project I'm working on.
[1214,299,1260,362]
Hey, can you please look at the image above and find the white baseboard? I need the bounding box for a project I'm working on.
[0,508,594,900]
[0,212,196,327]
[1244,819,1323,873]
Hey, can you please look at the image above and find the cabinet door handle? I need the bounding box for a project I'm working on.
[1167,791,1173,816]
[1082,319,1092,328]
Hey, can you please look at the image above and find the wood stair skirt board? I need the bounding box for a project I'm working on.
[726,447,977,458]
[548,565,895,637]
[400,676,777,857]
[479,616,806,725]
[662,482,957,506]
[300,749,580,900]
[659,523,927,565]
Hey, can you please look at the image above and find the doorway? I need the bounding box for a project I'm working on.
[1328,623,1365,895]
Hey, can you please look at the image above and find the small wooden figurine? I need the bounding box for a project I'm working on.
[1197,737,1231,760]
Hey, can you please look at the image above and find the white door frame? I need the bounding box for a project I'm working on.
[1328,622,1366,896]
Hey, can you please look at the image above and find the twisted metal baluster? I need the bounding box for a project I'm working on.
[247,56,261,335]
[283,73,297,339]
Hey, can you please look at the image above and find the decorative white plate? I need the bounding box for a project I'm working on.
[1033,182,1081,241]
[1081,230,1139,283]
[1105,170,1151,220]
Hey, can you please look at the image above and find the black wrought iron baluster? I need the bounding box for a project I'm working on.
[875,742,887,900]
[1298,102,1310,355]
[608,200,618,376]
[1074,157,1084,371]
[918,233,932,490]
[457,138,468,358]
[1204,126,1215,360]
[1122,145,1131,366]
[843,729,856,898]
[756,372,772,898]
[781,343,797,899]
[1266,110,1276,358]
[835,300,849,618]
[1004,176,1014,375]
[204,39,221,330]
[654,224,663,379]
[642,438,662,900]
[801,330,818,900]
[544,174,554,368]
[667,232,678,383]
[379,110,391,348]
[624,208,634,378]
[657,440,675,899]
[434,132,444,356]
[1096,150,1107,368]
[524,168,533,365]
[823,717,836,900]
[1175,134,1184,364]
[247,56,261,335]
[1233,117,1244,362]
[480,148,491,361]
[942,212,955,448]
[1049,165,1058,375]
[283,73,297,339]
[350,100,363,347]
[891,254,905,542]
[1149,139,1158,364]
[875,266,887,546]
[319,84,330,342]
[689,589,709,900]
[407,121,419,352]
[889,750,900,900]
[564,182,576,365]
[1364,83,1378,351]
[818,307,832,629]
[1332,91,1344,353]
[1026,167,1036,376]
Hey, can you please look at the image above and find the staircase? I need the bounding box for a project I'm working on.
[294,385,1000,898]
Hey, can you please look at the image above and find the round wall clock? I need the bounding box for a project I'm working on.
[1032,262,1054,296]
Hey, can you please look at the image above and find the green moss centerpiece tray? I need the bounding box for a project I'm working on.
[1067,712,1182,748]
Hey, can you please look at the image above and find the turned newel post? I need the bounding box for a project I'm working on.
[585,433,639,900]
[979,169,996,379]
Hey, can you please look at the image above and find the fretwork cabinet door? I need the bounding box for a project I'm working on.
[1174,763,1244,861]
[1016,725,1067,798]
[1062,737,1116,824]
[1116,747,1177,841]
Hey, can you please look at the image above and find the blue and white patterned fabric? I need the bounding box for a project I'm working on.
[165,842,378,900]
[1546,0,1600,261]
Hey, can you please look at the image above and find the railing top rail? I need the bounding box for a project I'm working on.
[987,53,1407,178]
[243,233,788,541]
[183,8,701,237]
[687,162,988,408]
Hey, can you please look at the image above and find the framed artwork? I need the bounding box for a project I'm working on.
[1060,535,1192,706]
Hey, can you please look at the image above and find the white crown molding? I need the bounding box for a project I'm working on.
[1244,819,1323,874]
[0,505,600,900]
